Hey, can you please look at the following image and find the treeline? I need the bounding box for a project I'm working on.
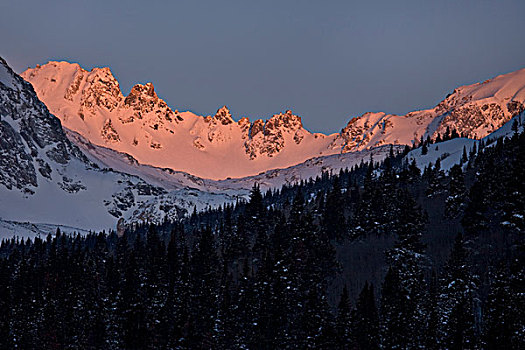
[0,130,524,349]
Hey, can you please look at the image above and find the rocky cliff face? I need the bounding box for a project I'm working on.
[0,57,88,192]
[244,110,306,159]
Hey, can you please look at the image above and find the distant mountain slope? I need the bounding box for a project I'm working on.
[68,128,397,194]
[23,62,525,179]
[405,111,525,172]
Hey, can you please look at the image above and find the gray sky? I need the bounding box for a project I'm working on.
[2,0,524,133]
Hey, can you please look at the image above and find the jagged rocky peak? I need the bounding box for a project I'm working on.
[243,110,308,159]
[121,82,176,124]
[266,109,303,132]
[125,82,157,106]
[213,105,234,125]
[250,119,265,138]
[75,66,123,116]
[238,116,250,126]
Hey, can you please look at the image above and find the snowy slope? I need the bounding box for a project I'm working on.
[69,127,398,194]
[0,218,91,241]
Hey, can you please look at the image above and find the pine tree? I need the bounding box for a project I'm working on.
[422,270,441,350]
[421,142,428,155]
[483,262,525,349]
[145,225,169,348]
[299,287,336,349]
[120,245,149,350]
[445,164,467,218]
[189,226,220,347]
[461,146,468,164]
[380,267,411,349]
[408,158,421,182]
[0,260,10,349]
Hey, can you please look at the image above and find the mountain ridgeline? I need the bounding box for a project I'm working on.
[1,115,524,348]
[22,61,525,179]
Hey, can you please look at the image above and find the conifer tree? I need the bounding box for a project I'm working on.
[426,158,446,197]
[381,193,427,349]
[483,267,519,349]
[445,164,467,218]
[190,226,220,347]
[323,177,347,241]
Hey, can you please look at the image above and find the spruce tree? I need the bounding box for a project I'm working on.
[323,178,347,241]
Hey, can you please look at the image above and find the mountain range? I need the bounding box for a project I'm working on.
[1,56,524,238]
[22,61,525,179]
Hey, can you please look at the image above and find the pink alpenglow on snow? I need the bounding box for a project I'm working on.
[22,62,525,180]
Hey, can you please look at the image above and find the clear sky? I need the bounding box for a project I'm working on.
[2,0,524,133]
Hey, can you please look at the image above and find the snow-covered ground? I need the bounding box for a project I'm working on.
[406,112,525,171]
[0,218,91,241]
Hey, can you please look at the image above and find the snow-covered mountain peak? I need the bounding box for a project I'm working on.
[22,61,342,179]
[126,82,157,102]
